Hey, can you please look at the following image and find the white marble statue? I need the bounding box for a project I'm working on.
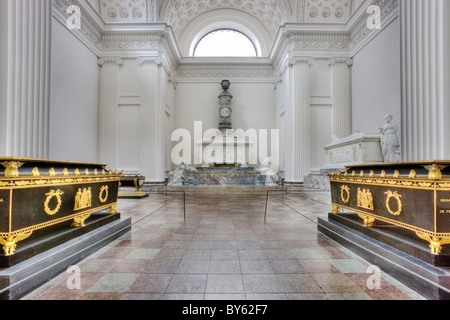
[379,114,401,162]
[167,159,197,186]
[257,158,278,186]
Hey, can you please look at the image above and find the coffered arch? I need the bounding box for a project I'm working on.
[163,0,289,40]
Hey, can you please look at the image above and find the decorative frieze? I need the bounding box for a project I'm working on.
[176,64,275,78]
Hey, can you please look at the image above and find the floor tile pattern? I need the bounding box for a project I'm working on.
[22,192,426,300]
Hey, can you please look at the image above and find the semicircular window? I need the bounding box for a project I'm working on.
[193,29,258,57]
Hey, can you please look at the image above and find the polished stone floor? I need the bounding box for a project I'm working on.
[22,191,426,300]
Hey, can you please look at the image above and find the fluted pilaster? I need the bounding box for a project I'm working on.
[400,0,450,160]
[97,57,122,168]
[5,0,52,158]
[138,57,164,181]
[330,57,353,139]
[288,57,313,182]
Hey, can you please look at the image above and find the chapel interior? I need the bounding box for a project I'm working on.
[0,0,449,301]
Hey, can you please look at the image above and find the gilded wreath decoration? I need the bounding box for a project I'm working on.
[340,185,350,204]
[385,190,402,216]
[99,185,109,203]
[44,189,64,216]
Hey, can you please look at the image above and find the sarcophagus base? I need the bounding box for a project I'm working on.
[0,211,120,268]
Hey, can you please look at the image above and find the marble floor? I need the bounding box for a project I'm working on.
[22,191,426,300]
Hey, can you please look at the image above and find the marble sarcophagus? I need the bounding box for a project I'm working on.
[0,157,122,265]
[327,161,450,257]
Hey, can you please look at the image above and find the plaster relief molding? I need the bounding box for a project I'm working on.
[329,57,353,66]
[288,56,314,66]
[176,63,275,78]
[304,0,352,23]
[297,0,306,22]
[137,56,163,66]
[99,0,148,22]
[99,32,163,50]
[289,32,351,50]
[164,0,286,38]
[97,56,124,66]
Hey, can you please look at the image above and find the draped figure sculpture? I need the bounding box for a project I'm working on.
[379,114,400,163]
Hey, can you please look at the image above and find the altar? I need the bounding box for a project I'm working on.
[168,80,278,189]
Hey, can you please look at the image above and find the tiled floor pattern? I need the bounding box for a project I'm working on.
[22,192,426,300]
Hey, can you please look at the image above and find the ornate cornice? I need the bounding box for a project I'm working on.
[99,32,163,50]
[290,32,351,50]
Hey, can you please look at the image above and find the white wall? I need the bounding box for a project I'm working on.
[174,81,276,167]
[352,17,401,134]
[49,18,99,162]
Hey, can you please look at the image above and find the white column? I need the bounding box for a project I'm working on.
[137,57,165,182]
[400,0,450,160]
[330,57,353,139]
[287,57,313,183]
[97,57,122,169]
[4,0,52,158]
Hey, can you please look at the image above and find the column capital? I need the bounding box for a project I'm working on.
[289,56,314,66]
[137,56,163,66]
[97,57,123,66]
[329,57,353,66]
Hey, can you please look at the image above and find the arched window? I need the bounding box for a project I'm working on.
[193,29,258,57]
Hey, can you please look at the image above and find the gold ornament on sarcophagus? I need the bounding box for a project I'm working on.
[384,190,403,216]
[1,161,25,177]
[357,188,374,211]
[340,185,350,204]
[74,187,92,211]
[99,185,109,203]
[71,213,91,228]
[424,164,447,180]
[44,189,64,216]
[0,232,32,256]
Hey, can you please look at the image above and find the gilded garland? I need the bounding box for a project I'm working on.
[44,189,64,216]
[99,185,109,203]
[385,190,403,216]
[340,185,350,204]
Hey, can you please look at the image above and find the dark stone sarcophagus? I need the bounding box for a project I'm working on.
[0,157,123,267]
[327,161,450,262]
